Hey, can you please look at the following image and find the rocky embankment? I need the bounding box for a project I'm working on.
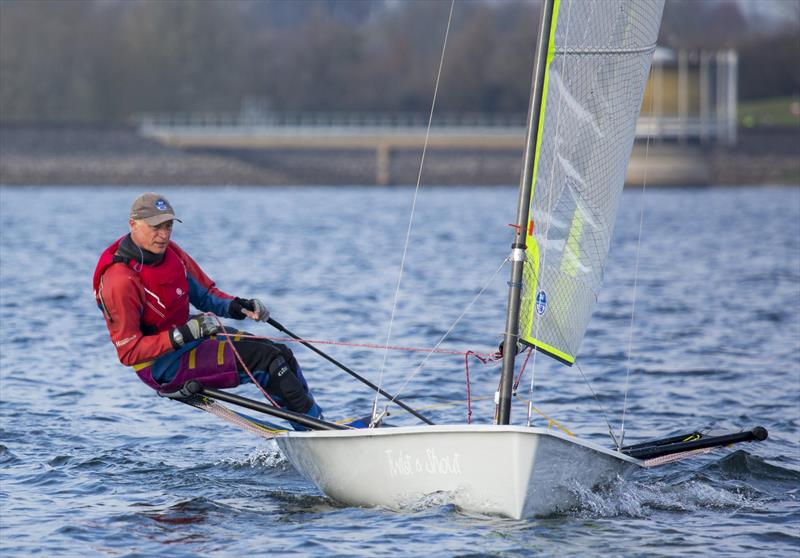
[1,125,797,186]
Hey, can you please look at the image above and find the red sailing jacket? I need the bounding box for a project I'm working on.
[93,237,235,366]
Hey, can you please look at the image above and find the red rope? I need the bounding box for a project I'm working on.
[464,352,473,424]
[208,314,280,407]
[465,350,502,424]
[217,332,497,358]
[513,347,534,391]
[213,320,503,420]
[490,346,532,422]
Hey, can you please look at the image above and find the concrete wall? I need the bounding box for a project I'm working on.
[1,126,797,187]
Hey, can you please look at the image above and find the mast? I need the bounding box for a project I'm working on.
[497,0,555,425]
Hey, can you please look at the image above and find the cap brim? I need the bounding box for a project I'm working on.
[141,214,182,226]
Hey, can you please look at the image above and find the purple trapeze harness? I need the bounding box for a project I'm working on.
[135,338,240,394]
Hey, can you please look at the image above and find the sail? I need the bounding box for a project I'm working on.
[518,0,665,365]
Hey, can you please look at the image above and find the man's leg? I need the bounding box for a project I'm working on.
[229,337,322,419]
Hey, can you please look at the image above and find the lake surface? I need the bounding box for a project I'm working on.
[1,185,798,557]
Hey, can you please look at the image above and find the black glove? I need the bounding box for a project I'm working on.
[229,297,270,322]
[170,314,222,349]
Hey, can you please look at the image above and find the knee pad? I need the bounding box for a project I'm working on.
[276,345,301,376]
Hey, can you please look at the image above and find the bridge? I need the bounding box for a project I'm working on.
[138,49,737,186]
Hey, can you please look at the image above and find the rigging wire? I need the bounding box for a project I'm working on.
[573,359,620,447]
[517,287,620,444]
[364,389,576,438]
[619,64,657,447]
[380,256,510,419]
[372,0,455,421]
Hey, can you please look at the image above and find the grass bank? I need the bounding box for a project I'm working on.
[739,96,800,128]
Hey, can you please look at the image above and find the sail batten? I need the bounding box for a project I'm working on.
[518,0,665,366]
[557,44,660,56]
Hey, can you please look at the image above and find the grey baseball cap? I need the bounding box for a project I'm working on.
[129,192,182,226]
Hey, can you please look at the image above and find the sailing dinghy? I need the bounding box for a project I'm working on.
[175,0,768,519]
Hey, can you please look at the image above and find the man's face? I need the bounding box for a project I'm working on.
[129,219,173,254]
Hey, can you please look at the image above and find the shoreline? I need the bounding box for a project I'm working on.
[1,126,797,187]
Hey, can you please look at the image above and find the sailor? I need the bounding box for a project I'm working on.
[93,192,322,426]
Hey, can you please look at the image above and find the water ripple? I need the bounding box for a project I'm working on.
[1,185,798,556]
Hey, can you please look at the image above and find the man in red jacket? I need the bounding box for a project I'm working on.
[93,192,321,425]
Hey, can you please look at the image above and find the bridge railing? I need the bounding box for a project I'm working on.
[138,111,529,130]
[138,111,732,144]
[138,48,739,145]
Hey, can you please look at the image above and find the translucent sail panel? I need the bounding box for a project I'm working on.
[518,0,665,365]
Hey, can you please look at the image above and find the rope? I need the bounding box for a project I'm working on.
[387,394,494,414]
[214,310,511,426]
[189,314,506,430]
[207,314,280,407]
[374,0,456,417]
[465,353,473,424]
[641,447,713,468]
[216,332,497,358]
[218,318,503,425]
[357,375,573,436]
[188,397,282,439]
[513,346,534,391]
[464,350,503,424]
[379,256,509,418]
[513,394,574,437]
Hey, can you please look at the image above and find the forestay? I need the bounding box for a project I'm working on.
[518,0,665,365]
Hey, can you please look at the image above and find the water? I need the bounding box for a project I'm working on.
[1,185,798,557]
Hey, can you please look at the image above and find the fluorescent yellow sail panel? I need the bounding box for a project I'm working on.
[518,0,563,363]
[561,207,585,278]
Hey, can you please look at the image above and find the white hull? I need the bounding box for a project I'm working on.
[275,425,642,519]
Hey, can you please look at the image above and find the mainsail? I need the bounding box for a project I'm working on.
[518,0,665,365]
